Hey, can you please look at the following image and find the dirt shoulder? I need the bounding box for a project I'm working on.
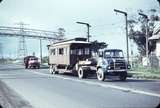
[0,80,33,108]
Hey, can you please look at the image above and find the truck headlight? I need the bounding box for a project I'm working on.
[107,66,111,69]
[127,64,131,69]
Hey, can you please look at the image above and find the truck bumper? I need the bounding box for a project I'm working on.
[107,69,127,72]
[105,69,127,76]
[29,63,40,67]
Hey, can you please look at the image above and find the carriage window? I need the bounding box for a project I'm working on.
[78,49,83,55]
[50,49,55,55]
[71,49,76,55]
[85,48,90,55]
[59,48,64,55]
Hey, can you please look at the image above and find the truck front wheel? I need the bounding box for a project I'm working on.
[37,65,40,69]
[78,67,87,79]
[97,68,105,81]
[119,72,127,81]
[25,64,28,69]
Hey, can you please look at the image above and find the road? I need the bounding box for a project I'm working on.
[0,64,160,108]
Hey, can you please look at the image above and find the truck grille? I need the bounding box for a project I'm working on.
[109,61,126,70]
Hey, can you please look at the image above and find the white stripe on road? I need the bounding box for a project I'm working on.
[28,70,160,98]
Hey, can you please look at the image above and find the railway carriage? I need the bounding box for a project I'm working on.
[48,38,96,78]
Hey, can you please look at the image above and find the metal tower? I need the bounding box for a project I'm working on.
[17,22,28,58]
[0,24,63,62]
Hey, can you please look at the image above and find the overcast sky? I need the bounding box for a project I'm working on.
[0,0,159,58]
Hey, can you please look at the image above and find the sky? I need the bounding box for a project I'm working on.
[0,0,159,58]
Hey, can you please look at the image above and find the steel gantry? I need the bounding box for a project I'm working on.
[0,25,64,63]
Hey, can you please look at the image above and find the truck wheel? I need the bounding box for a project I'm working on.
[25,65,28,69]
[37,65,40,69]
[33,66,36,69]
[119,72,127,81]
[97,68,105,81]
[78,67,87,79]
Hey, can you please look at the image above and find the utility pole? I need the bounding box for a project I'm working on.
[114,9,129,64]
[40,39,42,64]
[138,13,149,65]
[76,22,91,42]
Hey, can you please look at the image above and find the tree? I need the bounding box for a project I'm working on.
[128,9,158,56]
[91,41,108,52]
[42,56,48,63]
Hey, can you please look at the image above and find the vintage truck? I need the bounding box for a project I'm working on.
[24,56,40,69]
[96,49,129,81]
[48,38,129,81]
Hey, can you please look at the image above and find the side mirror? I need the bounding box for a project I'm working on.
[98,51,104,57]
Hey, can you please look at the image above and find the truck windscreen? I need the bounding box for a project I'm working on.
[104,50,124,58]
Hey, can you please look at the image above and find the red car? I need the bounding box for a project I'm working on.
[24,56,40,69]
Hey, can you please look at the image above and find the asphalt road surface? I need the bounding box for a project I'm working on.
[0,64,160,108]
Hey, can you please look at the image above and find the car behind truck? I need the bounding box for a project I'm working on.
[48,38,129,81]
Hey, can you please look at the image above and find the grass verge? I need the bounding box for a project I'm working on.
[128,66,160,79]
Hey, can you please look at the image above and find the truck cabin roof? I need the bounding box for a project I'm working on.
[47,37,90,47]
[105,49,123,52]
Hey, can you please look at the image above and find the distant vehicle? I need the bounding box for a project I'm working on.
[96,49,129,81]
[48,38,96,78]
[24,56,40,69]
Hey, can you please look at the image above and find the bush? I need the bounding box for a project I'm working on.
[42,56,48,63]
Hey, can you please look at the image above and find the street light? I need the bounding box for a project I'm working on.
[76,22,91,42]
[114,9,129,64]
[138,12,149,65]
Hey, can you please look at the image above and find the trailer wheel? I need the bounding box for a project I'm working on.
[97,68,105,81]
[49,65,54,74]
[50,65,58,74]
[78,67,87,79]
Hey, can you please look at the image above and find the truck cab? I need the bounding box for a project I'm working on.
[97,49,128,81]
[24,56,40,69]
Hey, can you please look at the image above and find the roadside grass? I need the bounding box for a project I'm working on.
[129,65,160,79]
